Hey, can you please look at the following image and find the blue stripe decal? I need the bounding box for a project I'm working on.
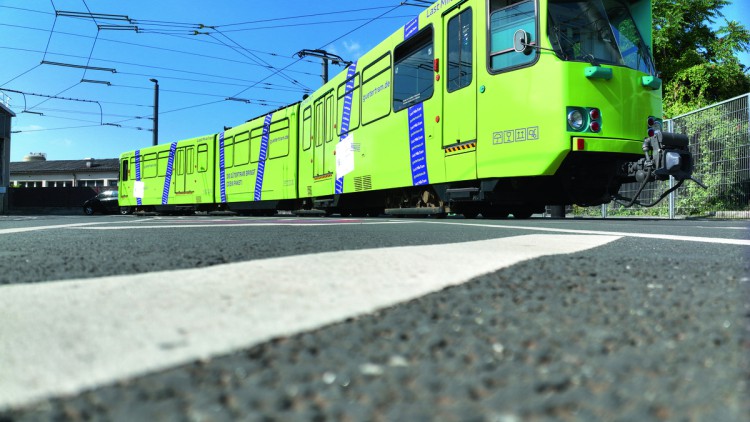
[219,132,227,203]
[408,103,429,186]
[161,142,177,205]
[335,62,358,195]
[135,149,142,206]
[254,114,274,201]
[404,17,419,40]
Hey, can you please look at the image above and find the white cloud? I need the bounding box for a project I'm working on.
[343,40,362,54]
[327,40,365,62]
[342,40,364,60]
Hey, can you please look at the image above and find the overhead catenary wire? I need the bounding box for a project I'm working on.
[0,23,322,78]
[113,3,407,125]
[1,86,104,124]
[229,2,404,100]
[2,1,410,138]
[208,29,311,92]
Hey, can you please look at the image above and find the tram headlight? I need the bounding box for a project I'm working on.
[567,108,585,131]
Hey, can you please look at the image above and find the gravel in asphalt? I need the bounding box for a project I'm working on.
[2,236,747,421]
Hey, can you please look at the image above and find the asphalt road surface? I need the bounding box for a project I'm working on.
[0,214,748,421]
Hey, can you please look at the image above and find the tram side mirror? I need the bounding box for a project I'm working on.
[513,29,533,55]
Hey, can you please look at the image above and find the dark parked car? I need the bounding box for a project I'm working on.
[83,190,131,215]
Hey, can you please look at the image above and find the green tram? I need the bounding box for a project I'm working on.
[118,0,699,218]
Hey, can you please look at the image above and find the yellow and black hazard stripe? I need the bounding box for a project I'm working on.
[444,142,477,154]
[313,173,333,181]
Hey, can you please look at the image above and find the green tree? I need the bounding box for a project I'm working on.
[653,0,750,116]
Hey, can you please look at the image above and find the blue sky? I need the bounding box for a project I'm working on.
[0,0,413,161]
[1,0,748,162]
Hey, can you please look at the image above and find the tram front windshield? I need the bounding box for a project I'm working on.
[548,0,655,75]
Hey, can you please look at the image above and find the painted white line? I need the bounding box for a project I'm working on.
[0,234,619,410]
[0,222,108,235]
[693,226,749,230]
[68,220,413,230]
[415,221,750,246]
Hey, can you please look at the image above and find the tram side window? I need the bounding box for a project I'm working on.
[157,151,169,177]
[447,8,473,92]
[268,119,290,159]
[197,143,208,172]
[361,53,392,125]
[187,147,195,174]
[250,126,265,163]
[489,0,536,71]
[302,106,312,150]
[176,148,185,176]
[393,26,434,112]
[142,153,157,179]
[223,137,234,168]
[121,159,129,181]
[337,73,360,135]
[315,101,324,147]
[325,95,334,143]
[234,132,250,166]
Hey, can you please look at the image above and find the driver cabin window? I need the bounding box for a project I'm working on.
[489,0,537,71]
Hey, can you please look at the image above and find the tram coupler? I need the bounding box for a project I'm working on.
[616,131,706,207]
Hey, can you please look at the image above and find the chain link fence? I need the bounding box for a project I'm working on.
[574,93,750,219]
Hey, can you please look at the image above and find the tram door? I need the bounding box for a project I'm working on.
[442,6,477,181]
[313,91,335,178]
[175,147,186,193]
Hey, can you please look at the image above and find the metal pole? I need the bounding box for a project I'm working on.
[322,58,329,84]
[666,118,675,219]
[668,176,675,219]
[150,78,159,146]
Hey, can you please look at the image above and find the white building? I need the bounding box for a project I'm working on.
[10,155,119,188]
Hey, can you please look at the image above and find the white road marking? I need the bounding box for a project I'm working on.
[693,226,749,230]
[0,222,108,235]
[70,220,412,229]
[416,221,750,246]
[0,234,619,410]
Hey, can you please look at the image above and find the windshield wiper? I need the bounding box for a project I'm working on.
[550,23,601,66]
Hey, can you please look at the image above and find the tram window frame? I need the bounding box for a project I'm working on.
[142,153,157,179]
[393,25,435,113]
[234,131,250,166]
[302,106,312,151]
[250,127,263,164]
[337,72,361,136]
[197,143,208,172]
[325,95,334,143]
[487,0,539,74]
[222,136,234,168]
[447,8,473,92]
[315,100,324,147]
[361,52,392,125]
[157,150,169,177]
[121,159,129,182]
[268,118,290,159]
[187,146,195,174]
[176,147,185,176]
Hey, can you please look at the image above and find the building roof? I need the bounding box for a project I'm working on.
[0,102,15,117]
[10,158,119,174]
